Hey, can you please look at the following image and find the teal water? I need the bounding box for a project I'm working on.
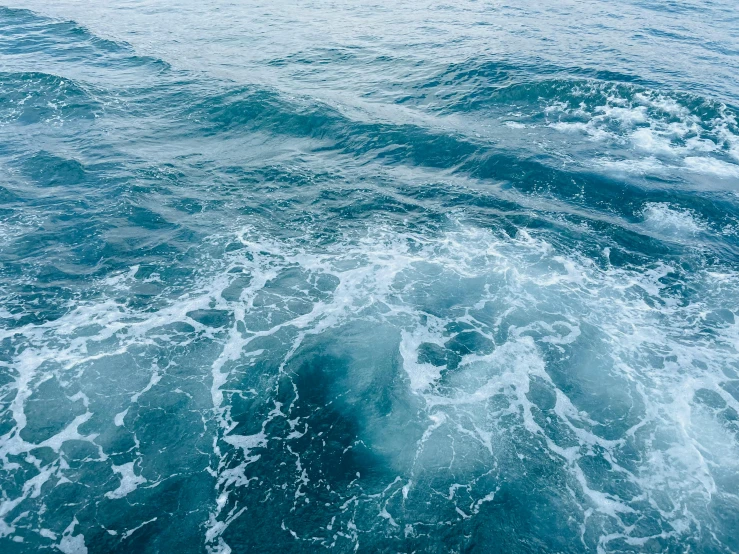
[1,1,739,552]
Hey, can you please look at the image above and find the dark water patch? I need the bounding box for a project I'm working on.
[0,71,100,124]
[21,151,87,187]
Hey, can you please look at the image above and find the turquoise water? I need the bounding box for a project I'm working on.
[1,1,739,552]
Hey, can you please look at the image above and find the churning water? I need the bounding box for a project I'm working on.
[1,1,739,552]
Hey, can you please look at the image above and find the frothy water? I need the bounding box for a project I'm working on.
[1,2,739,552]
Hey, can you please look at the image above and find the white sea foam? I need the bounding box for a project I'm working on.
[503,121,526,129]
[598,156,665,174]
[630,127,676,156]
[641,202,705,236]
[545,88,739,180]
[399,327,445,392]
[105,462,147,500]
[2,219,737,551]
[683,156,739,178]
[57,519,87,554]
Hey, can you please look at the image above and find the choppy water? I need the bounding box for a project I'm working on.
[1,1,739,552]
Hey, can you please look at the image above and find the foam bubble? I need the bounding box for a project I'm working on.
[641,202,705,236]
[543,86,739,181]
[683,156,739,178]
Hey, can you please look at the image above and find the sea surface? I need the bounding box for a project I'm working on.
[1,1,739,552]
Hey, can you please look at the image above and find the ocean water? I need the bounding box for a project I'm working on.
[1,1,739,552]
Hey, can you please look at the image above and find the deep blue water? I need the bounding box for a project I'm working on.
[1,1,739,552]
